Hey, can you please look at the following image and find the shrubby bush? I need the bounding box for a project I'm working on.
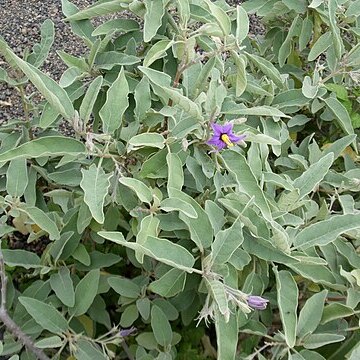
[1,0,360,359]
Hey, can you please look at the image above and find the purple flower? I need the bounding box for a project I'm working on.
[119,326,137,337]
[246,295,269,310]
[207,122,246,151]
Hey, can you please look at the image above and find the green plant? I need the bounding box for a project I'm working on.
[1,0,360,359]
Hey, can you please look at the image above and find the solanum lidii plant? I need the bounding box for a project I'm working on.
[1,0,360,358]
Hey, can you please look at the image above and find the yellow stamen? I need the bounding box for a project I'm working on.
[221,134,234,147]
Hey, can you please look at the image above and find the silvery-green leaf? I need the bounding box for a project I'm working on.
[19,297,69,333]
[308,32,332,61]
[143,39,174,67]
[64,0,127,21]
[27,19,55,68]
[92,18,139,36]
[274,269,298,348]
[119,177,153,204]
[236,6,249,43]
[294,214,360,249]
[0,39,74,119]
[302,75,318,99]
[99,67,129,134]
[6,158,28,198]
[79,75,102,124]
[80,164,111,224]
[144,0,165,42]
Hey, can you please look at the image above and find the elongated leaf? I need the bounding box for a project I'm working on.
[57,50,89,72]
[275,269,298,348]
[95,51,140,70]
[192,57,216,98]
[278,15,302,67]
[299,17,313,51]
[99,231,196,271]
[50,267,75,307]
[143,236,195,269]
[143,39,174,67]
[293,153,334,198]
[215,310,238,360]
[135,214,160,263]
[19,297,68,333]
[119,177,153,204]
[28,19,55,68]
[308,32,332,61]
[80,164,111,224]
[236,6,249,43]
[134,76,151,121]
[205,200,226,235]
[303,334,345,349]
[322,135,357,160]
[129,133,165,149]
[288,263,338,287]
[19,205,60,240]
[232,51,247,97]
[203,0,231,36]
[108,277,141,298]
[71,269,100,316]
[35,336,63,349]
[160,198,197,218]
[0,136,85,163]
[245,52,284,88]
[148,268,186,297]
[64,0,127,21]
[223,105,290,118]
[6,158,28,197]
[0,40,74,119]
[166,152,184,192]
[328,0,343,59]
[139,66,202,119]
[177,0,190,25]
[75,339,107,360]
[144,0,165,42]
[207,279,228,316]
[151,305,172,347]
[297,290,328,339]
[99,67,129,134]
[211,217,243,264]
[294,214,360,249]
[2,249,41,269]
[92,18,139,36]
[59,66,82,88]
[324,97,355,145]
[222,151,272,221]
[61,0,96,45]
[321,303,354,324]
[168,188,213,250]
[79,75,103,123]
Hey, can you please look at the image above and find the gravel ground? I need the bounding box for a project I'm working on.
[0,0,265,124]
[0,0,94,123]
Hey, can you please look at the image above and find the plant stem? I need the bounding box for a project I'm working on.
[18,85,33,140]
[0,247,50,360]
[121,339,134,360]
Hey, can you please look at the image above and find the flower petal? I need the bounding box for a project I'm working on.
[228,133,247,143]
[207,137,221,146]
[247,295,269,310]
[222,122,233,134]
[216,142,227,150]
[211,123,223,136]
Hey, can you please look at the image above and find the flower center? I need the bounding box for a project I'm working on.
[220,134,234,147]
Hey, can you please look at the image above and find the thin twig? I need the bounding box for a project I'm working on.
[0,246,50,360]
